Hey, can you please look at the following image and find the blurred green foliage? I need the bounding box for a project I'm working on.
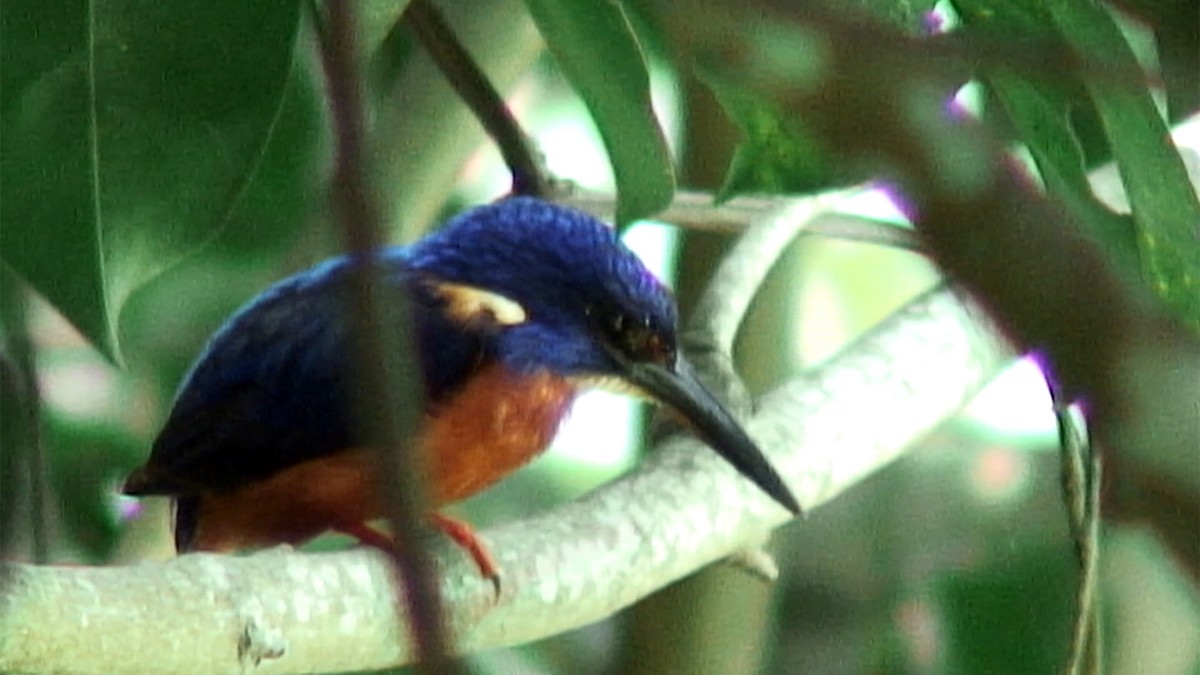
[937,544,1077,673]
[697,66,840,202]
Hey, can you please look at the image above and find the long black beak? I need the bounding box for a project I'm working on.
[622,355,801,515]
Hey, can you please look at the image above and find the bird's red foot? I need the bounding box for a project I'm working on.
[336,516,501,595]
[430,512,501,596]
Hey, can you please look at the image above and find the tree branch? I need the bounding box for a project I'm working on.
[685,188,862,357]
[0,189,1012,672]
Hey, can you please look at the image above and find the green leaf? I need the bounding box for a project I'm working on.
[1044,0,1200,328]
[956,0,1200,328]
[120,66,325,380]
[953,0,1132,260]
[985,70,1141,276]
[523,0,674,225]
[698,68,836,203]
[0,0,301,361]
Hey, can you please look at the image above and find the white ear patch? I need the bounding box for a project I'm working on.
[433,282,527,327]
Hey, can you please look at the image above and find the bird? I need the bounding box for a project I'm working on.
[122,196,800,581]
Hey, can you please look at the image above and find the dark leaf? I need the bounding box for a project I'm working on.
[1,0,302,361]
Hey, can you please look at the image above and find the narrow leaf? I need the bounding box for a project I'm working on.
[953,0,1138,271]
[987,70,1141,275]
[1045,0,1200,327]
[956,0,1200,327]
[523,0,675,225]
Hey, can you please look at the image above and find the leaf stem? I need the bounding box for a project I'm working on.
[1050,387,1102,675]
[404,0,553,197]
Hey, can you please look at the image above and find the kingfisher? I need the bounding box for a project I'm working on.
[123,197,799,581]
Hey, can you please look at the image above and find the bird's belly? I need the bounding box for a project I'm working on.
[425,365,577,503]
[187,365,575,550]
[188,449,380,551]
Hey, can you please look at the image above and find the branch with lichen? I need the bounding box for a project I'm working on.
[0,189,1013,674]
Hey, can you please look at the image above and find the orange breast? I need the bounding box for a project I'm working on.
[425,364,577,503]
[186,364,576,551]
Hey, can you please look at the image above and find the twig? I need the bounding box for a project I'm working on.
[403,0,553,197]
[315,1,455,672]
[1082,450,1103,674]
[1052,394,1103,675]
[562,189,924,251]
[686,188,862,357]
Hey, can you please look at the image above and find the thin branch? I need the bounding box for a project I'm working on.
[686,188,863,357]
[1054,399,1103,675]
[403,0,553,197]
[563,189,924,250]
[315,2,454,671]
[672,188,863,441]
[371,0,542,238]
[1083,451,1104,675]
[0,277,1015,675]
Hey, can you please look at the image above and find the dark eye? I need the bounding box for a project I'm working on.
[588,305,675,364]
[623,328,673,364]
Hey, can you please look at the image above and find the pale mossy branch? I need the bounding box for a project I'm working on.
[686,188,864,358]
[563,189,923,250]
[0,192,1013,674]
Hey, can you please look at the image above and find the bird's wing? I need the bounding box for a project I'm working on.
[125,252,500,497]
[128,262,360,495]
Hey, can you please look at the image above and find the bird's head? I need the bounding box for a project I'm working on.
[410,197,676,379]
[408,197,799,515]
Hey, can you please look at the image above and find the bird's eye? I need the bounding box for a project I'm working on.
[624,329,673,364]
[588,305,675,365]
